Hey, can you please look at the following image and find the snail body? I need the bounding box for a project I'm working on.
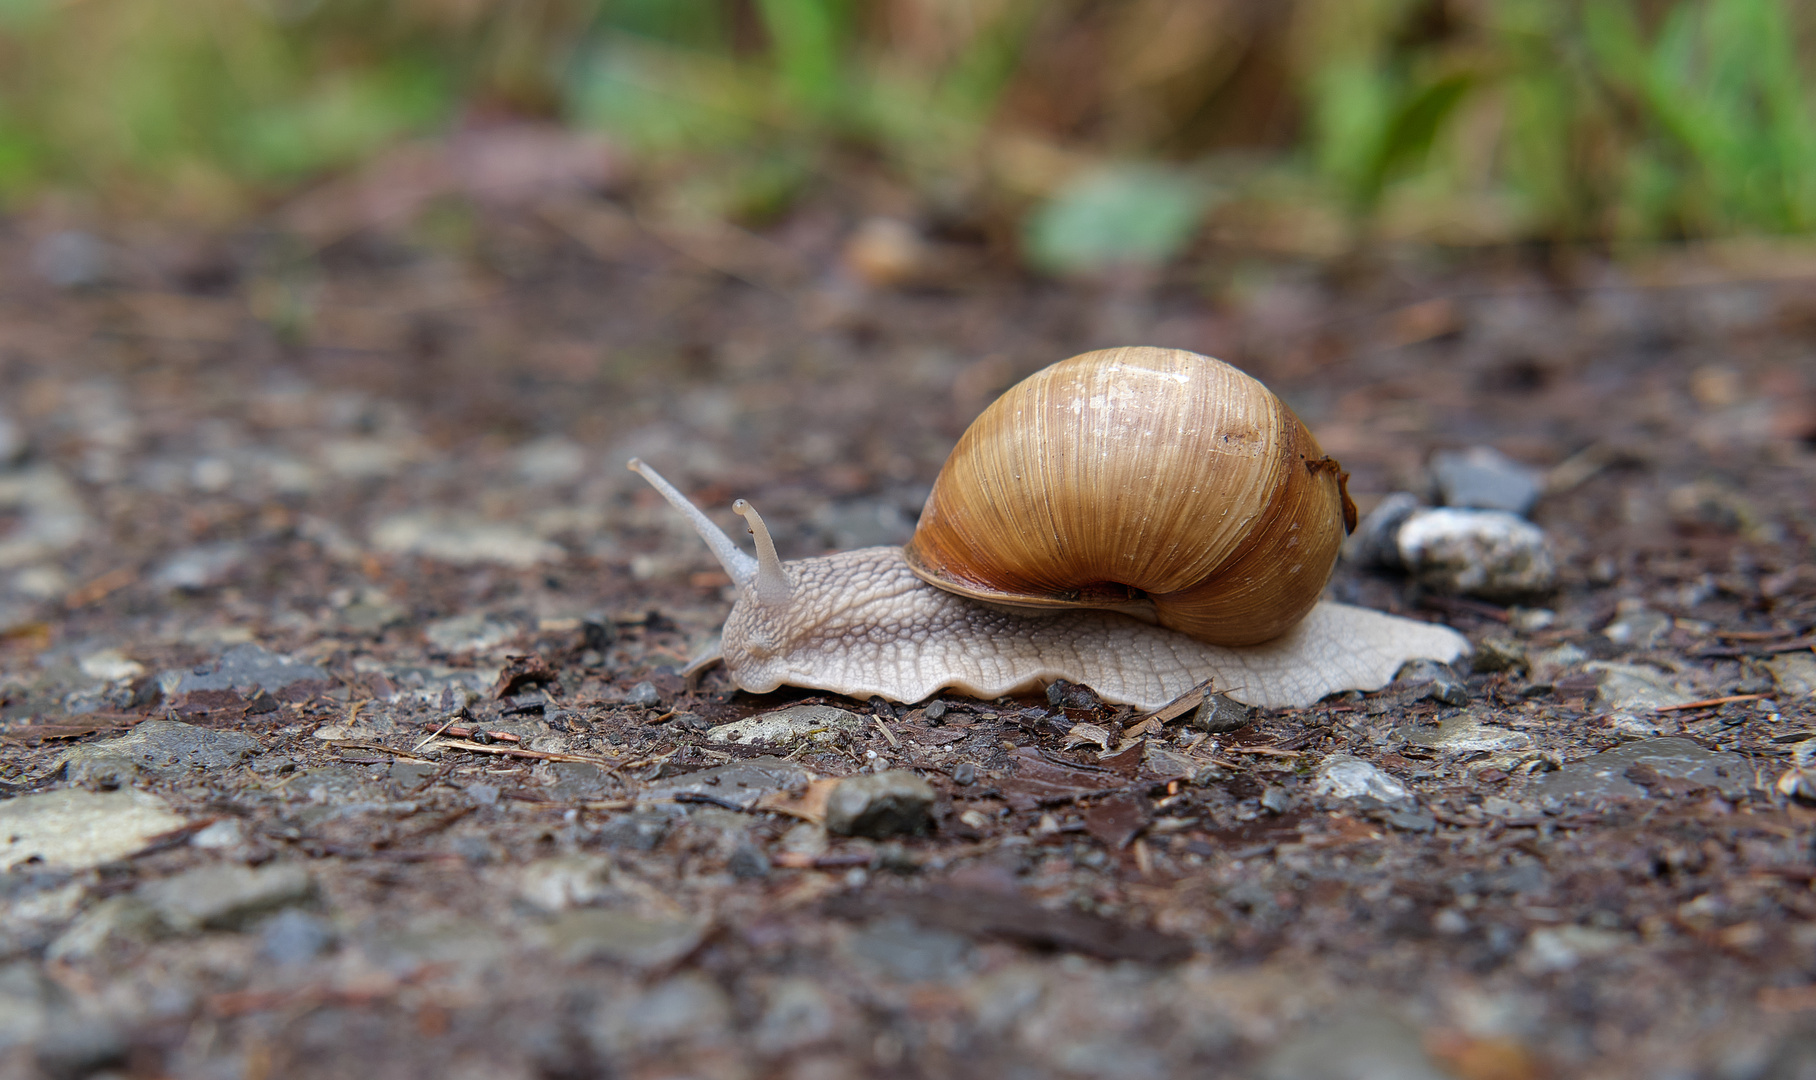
[629,347,1467,711]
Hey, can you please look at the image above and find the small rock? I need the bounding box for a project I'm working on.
[645,757,813,811]
[189,818,247,850]
[260,909,336,965]
[950,761,977,786]
[847,916,971,982]
[423,613,520,654]
[624,681,661,708]
[594,812,672,851]
[544,760,615,800]
[1313,755,1413,804]
[1397,507,1556,599]
[151,541,249,591]
[924,700,948,723]
[1529,642,1589,684]
[1529,737,1750,804]
[1261,1008,1454,1080]
[1470,635,1527,674]
[1430,445,1545,515]
[1507,606,1556,633]
[1767,652,1816,698]
[0,789,187,871]
[706,704,864,747]
[1347,491,1421,569]
[518,855,615,911]
[45,896,169,961]
[1403,717,1532,754]
[824,771,935,838]
[372,514,561,568]
[1607,712,1667,739]
[1188,693,1254,733]
[727,841,771,880]
[31,230,108,287]
[587,973,733,1056]
[466,783,501,807]
[138,863,316,932]
[60,720,259,785]
[1588,662,1698,712]
[1521,924,1631,974]
[1142,742,1201,780]
[537,910,705,968]
[77,648,144,682]
[1392,658,1470,706]
[169,643,328,695]
[1602,604,1673,649]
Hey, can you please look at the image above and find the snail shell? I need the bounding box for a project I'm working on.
[903,346,1356,646]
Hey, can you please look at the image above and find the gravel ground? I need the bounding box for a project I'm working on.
[2,204,1816,1080]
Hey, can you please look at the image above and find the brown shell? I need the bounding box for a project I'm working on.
[902,347,1357,647]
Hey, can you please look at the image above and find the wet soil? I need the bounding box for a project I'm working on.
[2,205,1816,1080]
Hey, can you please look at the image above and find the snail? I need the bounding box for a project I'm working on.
[628,346,1468,710]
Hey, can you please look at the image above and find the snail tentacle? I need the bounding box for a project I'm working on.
[733,498,793,607]
[627,459,758,589]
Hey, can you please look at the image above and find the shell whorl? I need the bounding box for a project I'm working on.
[902,347,1356,647]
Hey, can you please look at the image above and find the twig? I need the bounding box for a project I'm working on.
[873,717,900,748]
[1140,679,1217,725]
[334,741,434,762]
[413,713,462,753]
[1229,746,1302,758]
[427,738,622,770]
[1655,693,1769,713]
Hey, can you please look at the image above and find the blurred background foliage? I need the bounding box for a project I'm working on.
[0,0,1811,263]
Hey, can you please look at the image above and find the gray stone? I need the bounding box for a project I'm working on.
[848,916,971,982]
[825,771,935,838]
[1528,737,1751,804]
[1603,606,1673,649]
[1392,658,1470,705]
[1261,1009,1453,1080]
[423,613,519,654]
[1142,742,1200,780]
[1397,507,1556,599]
[0,465,90,570]
[1189,693,1253,733]
[517,855,618,912]
[0,789,187,871]
[31,229,108,287]
[646,756,812,811]
[138,863,316,932]
[727,842,770,880]
[1313,755,1412,804]
[151,541,249,590]
[1403,717,1532,754]
[545,760,615,800]
[60,720,259,784]
[537,910,705,968]
[1347,491,1420,569]
[755,977,841,1055]
[260,909,335,965]
[0,960,57,1050]
[588,973,732,1056]
[169,643,328,695]
[1529,642,1589,683]
[372,514,562,568]
[624,681,661,708]
[1471,635,1527,674]
[46,895,171,961]
[1588,662,1698,712]
[1767,652,1816,699]
[1521,924,1632,974]
[706,704,864,747]
[1430,445,1545,515]
[594,812,672,851]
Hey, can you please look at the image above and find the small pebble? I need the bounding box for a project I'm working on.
[825,771,935,838]
[625,681,662,708]
[1392,658,1470,706]
[1189,693,1253,733]
[950,761,976,786]
[1313,755,1413,804]
[1429,445,1545,515]
[924,700,947,724]
[727,842,771,880]
[1396,508,1556,599]
[1347,491,1421,569]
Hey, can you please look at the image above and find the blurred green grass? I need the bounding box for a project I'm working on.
[0,0,1811,257]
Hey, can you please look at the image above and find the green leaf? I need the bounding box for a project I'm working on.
[1024,164,1209,275]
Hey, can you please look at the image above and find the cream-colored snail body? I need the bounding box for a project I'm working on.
[630,347,1468,710]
